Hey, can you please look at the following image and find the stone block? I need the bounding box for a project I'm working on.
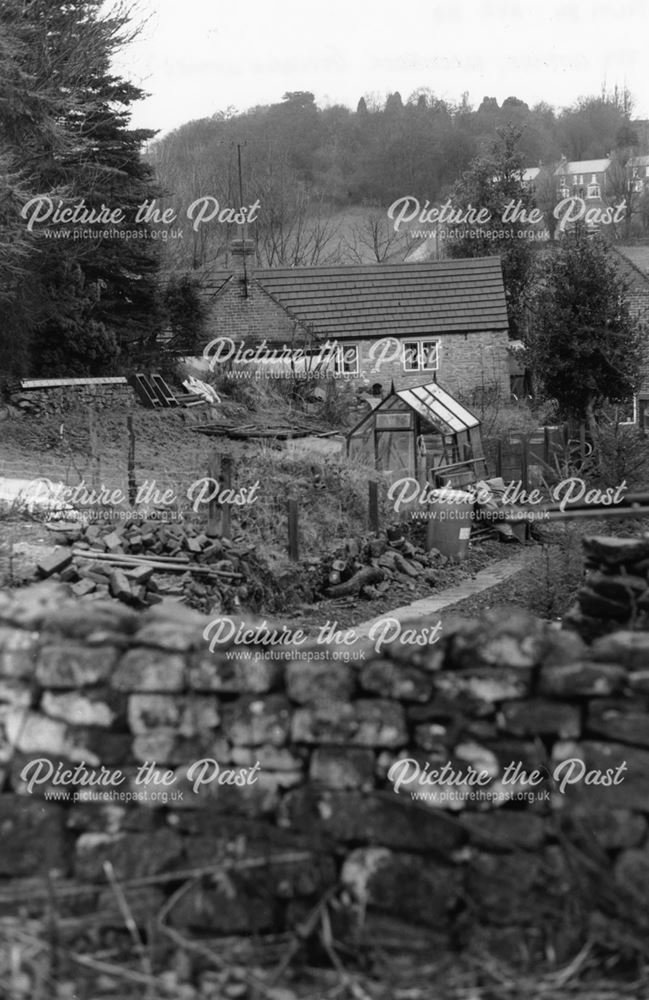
[109,569,132,602]
[0,582,69,629]
[539,628,589,666]
[36,547,73,578]
[64,729,134,767]
[360,658,434,702]
[340,847,461,929]
[0,626,38,678]
[113,648,186,692]
[168,764,292,816]
[285,659,355,704]
[309,747,375,789]
[291,700,407,748]
[447,608,547,671]
[279,788,465,855]
[583,536,649,567]
[586,699,649,748]
[189,651,281,693]
[231,745,303,771]
[221,695,291,746]
[0,795,67,876]
[577,587,630,622]
[590,631,649,669]
[628,670,649,693]
[134,619,203,651]
[74,828,183,881]
[127,694,181,733]
[0,679,33,711]
[552,741,649,811]
[498,699,581,739]
[467,847,586,926]
[42,689,118,728]
[539,661,626,698]
[560,806,647,851]
[36,643,119,687]
[42,600,140,640]
[433,667,533,705]
[4,709,70,757]
[460,811,547,851]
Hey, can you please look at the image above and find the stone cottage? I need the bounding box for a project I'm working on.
[197,242,511,398]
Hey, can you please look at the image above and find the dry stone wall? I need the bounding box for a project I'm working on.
[1,537,649,966]
[10,382,137,417]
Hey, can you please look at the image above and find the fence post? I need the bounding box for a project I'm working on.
[521,437,529,492]
[127,415,136,505]
[288,499,299,561]
[220,456,232,540]
[207,450,220,537]
[496,439,503,478]
[368,481,379,533]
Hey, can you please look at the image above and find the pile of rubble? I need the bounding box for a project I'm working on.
[35,517,292,615]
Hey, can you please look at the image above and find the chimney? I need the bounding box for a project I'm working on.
[229,237,256,297]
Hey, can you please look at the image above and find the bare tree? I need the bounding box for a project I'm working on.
[342,211,415,264]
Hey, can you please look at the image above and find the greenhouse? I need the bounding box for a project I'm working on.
[347,381,486,487]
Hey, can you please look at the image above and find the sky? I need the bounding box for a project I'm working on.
[111,0,649,137]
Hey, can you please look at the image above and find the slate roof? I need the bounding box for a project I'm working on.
[555,158,610,175]
[247,257,509,339]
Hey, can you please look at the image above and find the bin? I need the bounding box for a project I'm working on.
[425,488,475,561]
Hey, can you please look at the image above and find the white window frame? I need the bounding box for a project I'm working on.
[334,343,359,376]
[402,339,440,373]
[586,182,601,199]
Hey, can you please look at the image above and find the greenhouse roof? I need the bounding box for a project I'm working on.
[396,382,480,434]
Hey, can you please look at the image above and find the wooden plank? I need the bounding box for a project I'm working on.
[21,377,127,389]
[151,374,178,407]
[130,374,161,408]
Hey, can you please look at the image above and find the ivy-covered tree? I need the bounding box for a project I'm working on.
[164,274,208,354]
[527,226,644,444]
[0,0,161,377]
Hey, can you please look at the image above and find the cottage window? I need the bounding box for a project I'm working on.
[334,344,359,376]
[586,174,601,199]
[402,339,439,373]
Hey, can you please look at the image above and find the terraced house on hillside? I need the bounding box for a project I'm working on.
[196,242,511,400]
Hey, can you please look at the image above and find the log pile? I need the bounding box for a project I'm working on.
[37,518,275,614]
[321,529,446,599]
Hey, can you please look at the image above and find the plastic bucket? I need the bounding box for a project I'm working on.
[425,489,475,561]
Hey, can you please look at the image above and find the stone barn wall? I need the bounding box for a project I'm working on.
[1,536,649,966]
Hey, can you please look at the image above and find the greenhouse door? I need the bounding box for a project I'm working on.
[374,411,416,476]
